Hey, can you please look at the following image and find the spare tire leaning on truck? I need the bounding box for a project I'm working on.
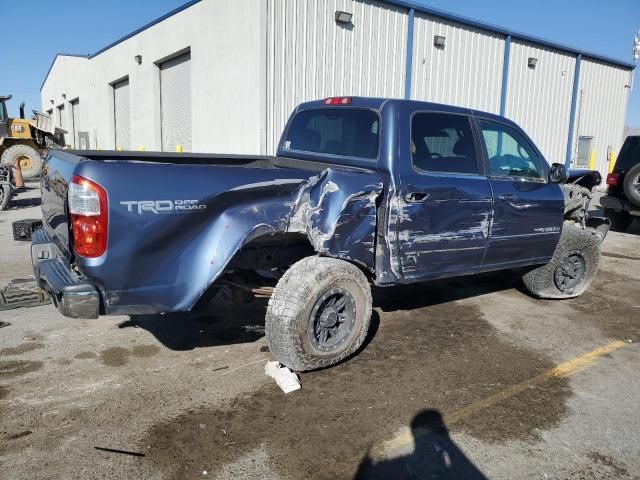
[1,144,43,179]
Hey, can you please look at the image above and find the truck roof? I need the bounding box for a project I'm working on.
[296,96,519,128]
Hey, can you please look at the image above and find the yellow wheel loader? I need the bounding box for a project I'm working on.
[0,95,66,179]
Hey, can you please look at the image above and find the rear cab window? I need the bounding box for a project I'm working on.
[283,108,380,160]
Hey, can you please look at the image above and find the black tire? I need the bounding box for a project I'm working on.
[623,163,640,208]
[1,144,42,179]
[265,256,372,371]
[604,208,633,232]
[0,183,11,211]
[522,221,601,299]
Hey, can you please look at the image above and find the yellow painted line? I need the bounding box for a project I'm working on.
[373,340,627,458]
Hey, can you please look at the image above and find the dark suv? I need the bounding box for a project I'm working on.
[602,135,640,231]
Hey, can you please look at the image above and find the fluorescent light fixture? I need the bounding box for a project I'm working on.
[434,35,446,49]
[335,11,353,25]
[528,57,538,69]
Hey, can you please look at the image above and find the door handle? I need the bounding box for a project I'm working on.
[404,192,431,203]
[498,193,516,201]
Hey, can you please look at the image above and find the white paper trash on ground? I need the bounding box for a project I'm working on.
[265,361,301,393]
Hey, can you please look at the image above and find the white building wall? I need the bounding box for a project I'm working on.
[572,59,632,174]
[505,41,576,165]
[266,0,408,153]
[41,0,263,154]
[411,14,504,114]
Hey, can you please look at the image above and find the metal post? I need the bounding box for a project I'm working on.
[565,54,582,167]
[499,35,511,117]
[404,8,415,100]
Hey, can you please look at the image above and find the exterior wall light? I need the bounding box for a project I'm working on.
[528,57,538,69]
[134,55,143,65]
[434,35,446,49]
[335,11,353,25]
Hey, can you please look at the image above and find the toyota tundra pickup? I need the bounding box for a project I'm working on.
[32,97,609,370]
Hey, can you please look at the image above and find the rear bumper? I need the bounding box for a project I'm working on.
[601,195,640,216]
[31,228,100,319]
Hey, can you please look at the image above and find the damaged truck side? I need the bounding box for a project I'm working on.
[32,97,609,371]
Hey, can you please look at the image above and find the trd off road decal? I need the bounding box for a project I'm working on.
[120,200,207,215]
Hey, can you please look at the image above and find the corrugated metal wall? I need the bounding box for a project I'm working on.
[572,59,632,174]
[266,0,408,153]
[410,14,504,114]
[505,41,576,165]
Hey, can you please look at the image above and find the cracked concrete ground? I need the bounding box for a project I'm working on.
[0,186,639,479]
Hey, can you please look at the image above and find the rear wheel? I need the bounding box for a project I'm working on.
[522,221,601,299]
[265,256,372,371]
[604,208,633,232]
[1,144,42,179]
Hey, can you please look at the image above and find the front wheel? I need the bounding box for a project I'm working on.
[522,221,602,299]
[265,256,372,371]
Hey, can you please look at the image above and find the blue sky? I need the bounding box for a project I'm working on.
[2,0,639,125]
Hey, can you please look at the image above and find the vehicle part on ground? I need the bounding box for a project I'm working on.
[265,256,372,371]
[264,361,301,393]
[522,221,602,299]
[0,164,12,211]
[12,219,43,241]
[562,184,592,224]
[622,163,640,208]
[1,144,43,179]
[0,279,51,311]
[604,208,633,232]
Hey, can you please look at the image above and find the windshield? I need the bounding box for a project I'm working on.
[283,108,379,160]
[616,136,640,171]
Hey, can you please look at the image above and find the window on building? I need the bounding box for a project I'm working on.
[56,104,65,129]
[479,120,544,180]
[411,112,478,174]
[285,108,380,160]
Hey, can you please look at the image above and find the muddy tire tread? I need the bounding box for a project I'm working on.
[265,256,372,371]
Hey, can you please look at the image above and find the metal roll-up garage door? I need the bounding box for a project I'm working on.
[113,78,131,150]
[160,52,191,152]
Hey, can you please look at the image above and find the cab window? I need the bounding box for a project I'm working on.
[411,113,478,175]
[479,120,544,180]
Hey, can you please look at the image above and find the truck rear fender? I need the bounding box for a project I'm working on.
[196,168,383,307]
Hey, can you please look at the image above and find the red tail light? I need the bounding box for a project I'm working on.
[68,175,108,258]
[606,173,620,186]
[324,97,352,105]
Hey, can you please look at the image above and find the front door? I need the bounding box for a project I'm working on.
[395,111,493,280]
[477,119,564,267]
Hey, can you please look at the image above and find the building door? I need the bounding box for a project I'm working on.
[160,52,191,152]
[113,78,131,150]
[71,99,80,148]
[575,136,593,168]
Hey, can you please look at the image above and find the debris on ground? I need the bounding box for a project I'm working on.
[265,361,301,393]
[93,446,146,457]
[0,279,50,311]
[0,321,10,329]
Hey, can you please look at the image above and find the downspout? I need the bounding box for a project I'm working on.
[565,54,582,167]
[404,8,415,100]
[499,35,511,117]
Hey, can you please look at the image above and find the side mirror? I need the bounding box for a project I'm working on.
[549,163,567,184]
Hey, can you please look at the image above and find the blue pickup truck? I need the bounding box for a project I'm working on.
[32,97,608,370]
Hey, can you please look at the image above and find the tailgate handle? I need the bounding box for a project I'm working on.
[404,192,431,203]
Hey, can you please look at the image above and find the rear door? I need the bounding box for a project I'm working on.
[476,118,564,267]
[395,111,493,280]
